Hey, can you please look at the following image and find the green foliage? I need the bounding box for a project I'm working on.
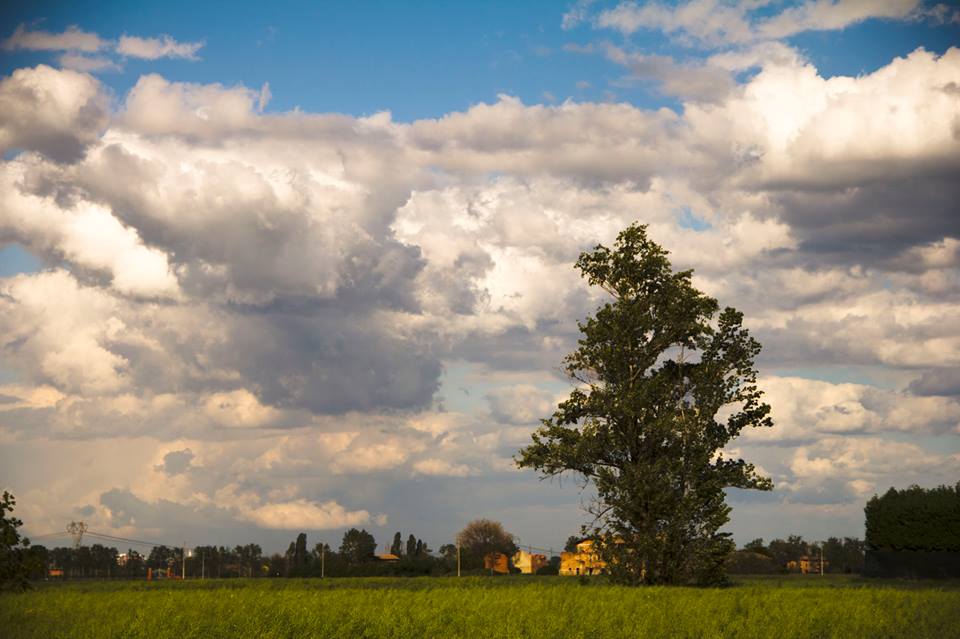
[536,556,562,575]
[339,528,377,564]
[289,534,308,576]
[147,545,176,569]
[821,537,865,574]
[743,536,865,574]
[2,576,959,638]
[727,550,777,575]
[0,491,31,592]
[391,532,403,556]
[517,224,773,585]
[865,483,960,552]
[456,520,516,570]
[743,539,771,557]
[767,535,811,570]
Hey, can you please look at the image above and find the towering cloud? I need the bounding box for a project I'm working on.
[1,41,959,545]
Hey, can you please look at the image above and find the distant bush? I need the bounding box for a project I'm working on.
[726,550,777,574]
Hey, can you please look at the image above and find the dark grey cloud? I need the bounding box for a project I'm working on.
[224,310,442,414]
[98,488,254,545]
[450,324,579,373]
[909,368,960,397]
[771,174,960,268]
[156,448,194,475]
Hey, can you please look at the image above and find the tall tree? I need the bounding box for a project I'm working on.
[456,519,516,567]
[0,491,31,591]
[517,224,773,585]
[284,542,296,577]
[24,545,48,580]
[391,532,403,556]
[339,528,376,564]
[292,534,308,574]
[406,534,418,558]
[238,543,264,577]
[438,543,457,567]
[147,545,175,571]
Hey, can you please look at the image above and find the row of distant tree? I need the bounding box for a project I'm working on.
[14,524,869,582]
[12,519,522,581]
[728,536,865,574]
[7,484,956,587]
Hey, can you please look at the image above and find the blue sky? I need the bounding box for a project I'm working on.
[1,1,959,554]
[2,0,957,123]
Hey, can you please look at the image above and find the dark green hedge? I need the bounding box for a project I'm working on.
[864,483,960,552]
[864,550,960,578]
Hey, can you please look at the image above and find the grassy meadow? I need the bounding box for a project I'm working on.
[2,574,959,639]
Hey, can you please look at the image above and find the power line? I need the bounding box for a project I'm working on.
[83,530,168,547]
[25,529,171,548]
[26,531,72,540]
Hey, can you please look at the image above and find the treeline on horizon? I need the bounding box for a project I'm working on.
[727,536,864,575]
[21,529,867,580]
[14,483,960,581]
[18,527,517,580]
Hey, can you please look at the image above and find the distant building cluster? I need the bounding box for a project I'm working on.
[786,556,829,575]
[483,550,550,575]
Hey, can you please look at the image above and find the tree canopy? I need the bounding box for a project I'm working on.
[865,483,960,552]
[0,491,31,591]
[339,528,377,564]
[517,223,773,585]
[456,519,516,565]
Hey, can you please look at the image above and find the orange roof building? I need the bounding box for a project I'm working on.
[374,553,400,562]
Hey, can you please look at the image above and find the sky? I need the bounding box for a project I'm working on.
[0,0,958,556]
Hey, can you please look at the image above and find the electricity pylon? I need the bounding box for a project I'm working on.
[67,521,88,548]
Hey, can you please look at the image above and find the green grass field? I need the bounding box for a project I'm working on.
[2,575,959,639]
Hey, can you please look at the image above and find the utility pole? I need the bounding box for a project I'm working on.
[182,542,186,580]
[457,540,461,578]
